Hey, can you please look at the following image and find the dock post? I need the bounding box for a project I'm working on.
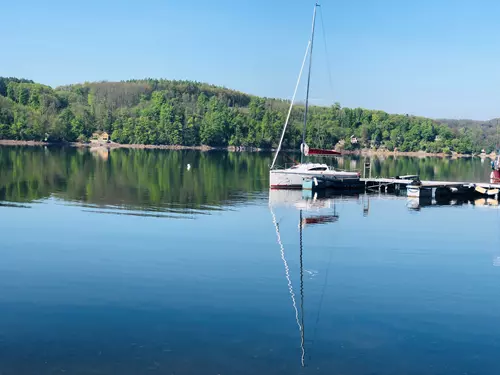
[363,160,371,179]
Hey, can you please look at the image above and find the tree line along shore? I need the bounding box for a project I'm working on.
[0,140,495,160]
[0,77,496,155]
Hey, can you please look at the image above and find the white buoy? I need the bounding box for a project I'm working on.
[187,164,191,171]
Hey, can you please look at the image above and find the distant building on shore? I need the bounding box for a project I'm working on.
[90,131,110,144]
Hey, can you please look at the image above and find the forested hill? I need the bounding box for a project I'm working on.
[437,118,500,153]
[0,77,490,154]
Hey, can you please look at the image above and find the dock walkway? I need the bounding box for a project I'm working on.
[361,177,500,189]
[303,174,500,199]
[360,177,500,198]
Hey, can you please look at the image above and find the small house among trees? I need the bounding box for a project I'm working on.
[91,131,110,143]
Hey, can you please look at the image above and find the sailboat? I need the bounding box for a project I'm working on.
[269,3,361,189]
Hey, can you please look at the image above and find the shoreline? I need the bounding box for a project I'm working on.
[341,149,481,159]
[0,140,495,159]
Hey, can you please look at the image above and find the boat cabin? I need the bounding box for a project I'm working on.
[288,163,330,172]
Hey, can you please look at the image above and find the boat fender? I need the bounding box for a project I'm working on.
[301,143,310,156]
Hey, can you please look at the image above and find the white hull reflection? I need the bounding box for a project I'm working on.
[269,189,333,211]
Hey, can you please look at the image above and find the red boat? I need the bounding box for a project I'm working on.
[306,148,341,156]
[301,143,342,156]
[492,170,500,183]
[491,156,500,183]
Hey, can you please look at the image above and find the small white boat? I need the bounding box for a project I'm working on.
[269,3,360,189]
[406,184,432,198]
[270,163,360,189]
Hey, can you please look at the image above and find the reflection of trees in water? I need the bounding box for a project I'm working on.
[369,156,490,182]
[329,155,489,182]
[0,147,491,209]
[0,147,271,211]
[277,153,489,183]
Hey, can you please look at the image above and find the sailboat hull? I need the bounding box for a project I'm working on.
[270,167,361,189]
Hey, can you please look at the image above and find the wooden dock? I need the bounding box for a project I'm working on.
[303,174,500,199]
[364,177,500,198]
[361,177,500,189]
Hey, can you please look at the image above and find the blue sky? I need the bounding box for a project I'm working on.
[1,0,500,120]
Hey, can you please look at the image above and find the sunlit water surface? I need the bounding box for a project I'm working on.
[0,146,499,375]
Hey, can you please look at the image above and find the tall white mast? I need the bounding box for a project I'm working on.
[301,3,319,164]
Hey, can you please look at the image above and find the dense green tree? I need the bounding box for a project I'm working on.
[18,86,29,105]
[50,108,75,141]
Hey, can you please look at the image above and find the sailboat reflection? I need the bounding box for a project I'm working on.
[268,189,344,367]
[301,214,338,227]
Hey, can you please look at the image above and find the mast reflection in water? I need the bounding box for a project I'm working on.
[269,190,365,367]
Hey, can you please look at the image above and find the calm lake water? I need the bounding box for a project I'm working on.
[1,146,500,375]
